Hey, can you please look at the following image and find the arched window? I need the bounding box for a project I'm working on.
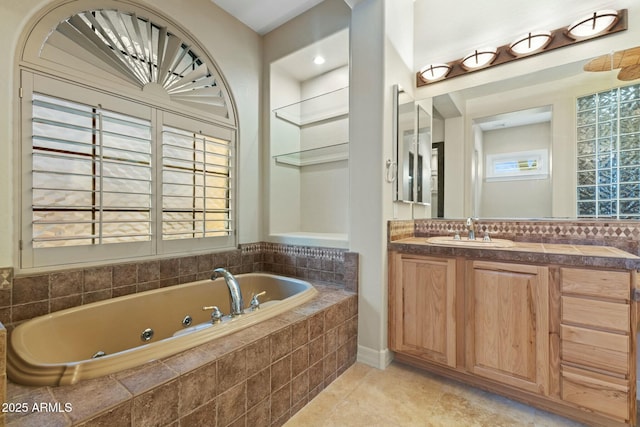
[19,2,237,269]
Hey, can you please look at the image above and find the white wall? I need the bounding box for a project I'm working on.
[0,0,262,269]
[301,66,349,152]
[300,66,349,234]
[433,115,444,142]
[444,116,465,217]
[471,125,483,217]
[302,66,350,98]
[300,161,349,233]
[348,0,415,368]
[349,0,386,367]
[269,67,303,234]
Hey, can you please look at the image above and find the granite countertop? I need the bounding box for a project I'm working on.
[389,237,640,270]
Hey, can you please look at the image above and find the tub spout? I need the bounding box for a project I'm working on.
[212,268,244,316]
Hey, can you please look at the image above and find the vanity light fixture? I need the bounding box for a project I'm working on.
[313,55,326,65]
[509,31,553,57]
[567,9,619,40]
[416,8,627,87]
[460,48,497,70]
[419,63,451,82]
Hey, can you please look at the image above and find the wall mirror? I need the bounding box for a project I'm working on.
[393,85,415,202]
[393,85,433,205]
[427,45,640,219]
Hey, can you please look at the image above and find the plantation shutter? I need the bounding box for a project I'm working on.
[31,93,153,248]
[159,112,235,253]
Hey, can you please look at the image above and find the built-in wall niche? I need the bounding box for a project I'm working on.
[268,29,349,249]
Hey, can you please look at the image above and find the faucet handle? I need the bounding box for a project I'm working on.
[447,229,461,240]
[202,305,224,323]
[482,231,492,242]
[249,291,266,311]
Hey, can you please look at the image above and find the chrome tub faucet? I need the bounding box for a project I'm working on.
[212,268,244,316]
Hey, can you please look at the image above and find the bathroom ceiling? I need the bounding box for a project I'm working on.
[271,29,349,82]
[474,107,552,131]
[212,0,636,73]
[413,0,636,69]
[210,0,325,35]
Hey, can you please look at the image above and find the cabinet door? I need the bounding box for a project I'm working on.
[465,261,549,395]
[389,254,457,367]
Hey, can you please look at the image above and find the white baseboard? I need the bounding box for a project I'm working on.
[356,345,393,369]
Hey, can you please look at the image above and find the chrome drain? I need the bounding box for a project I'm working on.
[182,315,193,327]
[141,328,154,342]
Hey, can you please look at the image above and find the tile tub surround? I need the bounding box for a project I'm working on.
[390,218,640,256]
[5,284,358,427]
[0,242,358,330]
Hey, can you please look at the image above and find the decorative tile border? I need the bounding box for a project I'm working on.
[413,219,640,240]
[242,242,346,261]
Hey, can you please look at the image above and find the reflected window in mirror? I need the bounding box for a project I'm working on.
[576,83,640,218]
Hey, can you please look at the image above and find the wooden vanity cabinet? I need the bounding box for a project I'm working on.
[388,251,638,426]
[465,261,549,395]
[388,253,457,367]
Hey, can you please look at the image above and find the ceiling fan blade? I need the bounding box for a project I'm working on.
[583,54,613,72]
[618,47,640,68]
[618,64,640,81]
[584,47,640,74]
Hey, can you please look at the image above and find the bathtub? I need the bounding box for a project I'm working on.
[8,273,318,386]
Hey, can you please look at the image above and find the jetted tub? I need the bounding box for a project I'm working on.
[8,273,318,386]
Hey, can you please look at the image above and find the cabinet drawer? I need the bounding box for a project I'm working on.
[561,365,630,421]
[561,325,629,375]
[561,296,629,333]
[561,268,630,300]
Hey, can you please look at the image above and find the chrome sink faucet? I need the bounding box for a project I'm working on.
[212,268,244,317]
[466,217,478,240]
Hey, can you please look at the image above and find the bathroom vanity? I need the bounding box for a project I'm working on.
[388,233,639,427]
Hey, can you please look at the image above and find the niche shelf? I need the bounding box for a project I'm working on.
[274,142,348,167]
[273,86,349,127]
[270,83,349,249]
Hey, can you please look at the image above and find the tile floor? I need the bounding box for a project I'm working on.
[285,362,588,427]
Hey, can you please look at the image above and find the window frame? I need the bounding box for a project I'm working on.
[20,72,237,270]
[485,149,550,182]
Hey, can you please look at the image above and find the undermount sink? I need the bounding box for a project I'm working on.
[425,235,515,248]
